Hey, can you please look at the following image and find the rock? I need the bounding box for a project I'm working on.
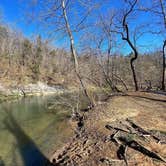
[0,82,67,102]
[21,82,66,95]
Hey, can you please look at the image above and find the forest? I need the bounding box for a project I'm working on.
[0,24,164,91]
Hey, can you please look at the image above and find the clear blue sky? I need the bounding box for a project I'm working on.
[0,0,39,36]
[0,0,165,54]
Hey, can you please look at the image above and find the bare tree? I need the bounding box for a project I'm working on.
[96,13,120,92]
[28,0,96,106]
[140,0,166,90]
[159,0,166,91]
[107,0,139,91]
[162,39,166,90]
[121,0,139,91]
[61,0,93,106]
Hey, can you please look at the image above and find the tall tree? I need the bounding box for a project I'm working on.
[21,39,32,66]
[109,0,139,91]
[159,0,166,90]
[61,0,93,106]
[141,0,166,90]
[29,0,95,106]
[95,13,120,92]
[31,35,42,81]
[121,0,139,91]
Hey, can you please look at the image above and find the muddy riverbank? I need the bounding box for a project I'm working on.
[50,92,166,166]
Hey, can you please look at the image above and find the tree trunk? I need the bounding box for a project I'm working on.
[161,40,166,91]
[122,35,138,91]
[159,0,166,28]
[159,0,166,91]
[121,0,138,91]
[130,54,138,91]
[61,0,93,107]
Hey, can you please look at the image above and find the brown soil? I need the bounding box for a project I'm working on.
[50,92,166,166]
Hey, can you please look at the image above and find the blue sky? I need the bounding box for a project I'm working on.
[0,0,39,36]
[0,0,165,54]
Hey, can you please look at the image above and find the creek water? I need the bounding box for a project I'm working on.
[0,94,74,166]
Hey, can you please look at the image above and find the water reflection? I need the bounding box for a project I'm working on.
[0,94,76,166]
[4,108,52,166]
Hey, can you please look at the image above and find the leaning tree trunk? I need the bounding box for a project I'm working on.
[161,40,166,91]
[62,0,93,107]
[121,0,138,91]
[122,26,139,91]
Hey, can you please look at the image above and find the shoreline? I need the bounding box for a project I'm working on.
[49,92,166,166]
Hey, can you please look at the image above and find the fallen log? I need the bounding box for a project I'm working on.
[126,119,161,142]
[105,124,130,133]
[110,130,121,144]
[118,136,166,163]
[117,145,128,166]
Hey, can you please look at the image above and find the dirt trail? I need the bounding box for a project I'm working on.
[50,92,166,166]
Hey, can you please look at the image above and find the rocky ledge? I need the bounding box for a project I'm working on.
[0,82,66,102]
